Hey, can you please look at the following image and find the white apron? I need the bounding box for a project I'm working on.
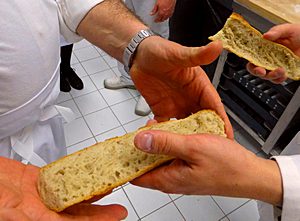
[0,62,75,167]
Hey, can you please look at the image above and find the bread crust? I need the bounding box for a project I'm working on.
[209,13,300,81]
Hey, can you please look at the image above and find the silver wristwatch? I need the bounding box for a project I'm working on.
[123,29,156,73]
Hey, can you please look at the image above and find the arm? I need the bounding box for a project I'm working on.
[77,0,148,62]
[247,24,300,84]
[133,131,282,206]
[74,0,233,138]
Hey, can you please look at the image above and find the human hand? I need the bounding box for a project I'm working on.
[150,0,176,22]
[0,157,127,221]
[247,24,300,84]
[132,131,283,206]
[130,38,233,139]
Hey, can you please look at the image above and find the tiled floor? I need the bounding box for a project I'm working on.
[57,39,269,221]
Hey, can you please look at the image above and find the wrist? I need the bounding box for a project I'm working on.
[122,29,157,73]
[254,158,283,205]
[238,156,283,205]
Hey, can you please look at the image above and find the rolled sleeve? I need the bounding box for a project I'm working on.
[272,155,300,221]
[56,0,104,43]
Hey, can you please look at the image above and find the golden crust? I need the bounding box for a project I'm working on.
[209,13,300,81]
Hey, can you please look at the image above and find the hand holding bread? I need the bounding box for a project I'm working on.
[130,36,233,138]
[0,157,127,221]
[133,130,283,206]
[209,13,300,82]
[247,23,300,83]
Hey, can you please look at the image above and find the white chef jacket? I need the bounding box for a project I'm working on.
[0,0,102,166]
[259,132,300,221]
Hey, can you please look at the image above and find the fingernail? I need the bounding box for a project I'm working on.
[137,133,153,152]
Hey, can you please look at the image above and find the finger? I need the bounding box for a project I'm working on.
[271,76,287,84]
[197,78,233,139]
[265,67,286,80]
[212,103,233,139]
[150,4,158,16]
[154,11,164,23]
[263,24,294,42]
[177,41,223,67]
[134,130,194,161]
[146,119,158,126]
[131,160,190,193]
[154,15,163,23]
[64,204,127,219]
[246,63,267,77]
[223,114,234,139]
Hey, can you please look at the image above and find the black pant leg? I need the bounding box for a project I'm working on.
[60,44,73,71]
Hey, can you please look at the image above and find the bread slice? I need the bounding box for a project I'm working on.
[38,110,226,212]
[209,13,300,81]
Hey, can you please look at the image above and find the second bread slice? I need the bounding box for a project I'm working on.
[38,110,226,212]
[209,13,300,80]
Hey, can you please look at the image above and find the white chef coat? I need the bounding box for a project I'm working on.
[118,0,169,79]
[0,0,102,166]
[258,132,300,221]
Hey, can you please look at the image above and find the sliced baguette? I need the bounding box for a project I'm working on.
[38,110,226,212]
[209,13,300,81]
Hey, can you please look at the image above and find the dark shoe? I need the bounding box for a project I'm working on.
[66,68,84,90]
[60,74,71,92]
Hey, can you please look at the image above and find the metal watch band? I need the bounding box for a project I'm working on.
[123,29,156,73]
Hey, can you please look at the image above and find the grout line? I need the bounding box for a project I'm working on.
[121,187,141,220]
[210,196,231,220]
[221,199,252,217]
[84,75,127,136]
[71,62,88,78]
[73,40,92,51]
[73,45,101,62]
[66,136,96,149]
[102,54,118,69]
[138,200,175,220]
[218,216,230,221]
[80,59,111,78]
[72,51,81,65]
[171,201,186,221]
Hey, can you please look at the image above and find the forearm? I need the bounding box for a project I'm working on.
[77,0,147,62]
[249,158,282,205]
[231,156,283,206]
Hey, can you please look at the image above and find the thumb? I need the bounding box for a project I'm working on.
[134,130,192,161]
[177,41,223,68]
[263,24,293,41]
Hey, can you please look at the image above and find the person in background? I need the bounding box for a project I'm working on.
[132,23,300,221]
[0,0,231,220]
[104,0,176,116]
[60,44,84,92]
